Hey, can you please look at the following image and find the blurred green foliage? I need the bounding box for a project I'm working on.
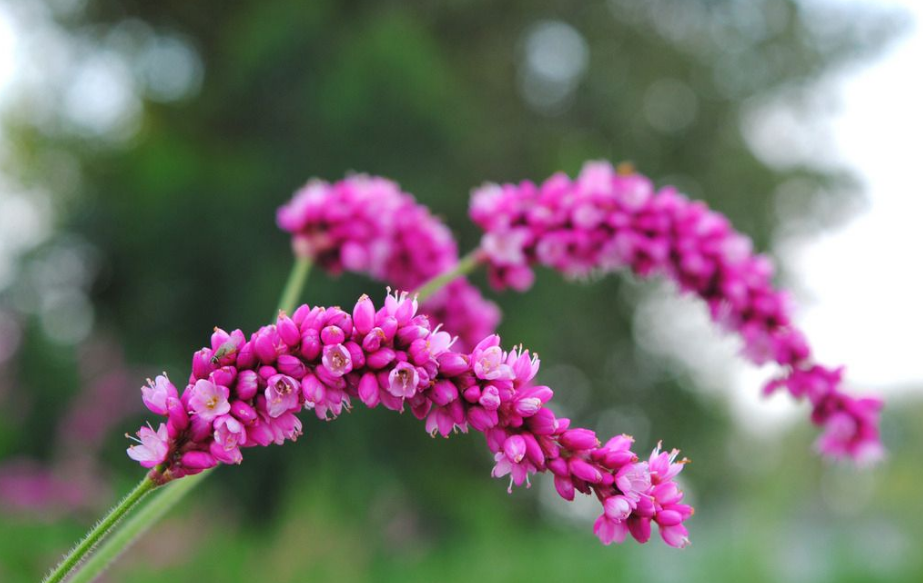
[0,0,919,582]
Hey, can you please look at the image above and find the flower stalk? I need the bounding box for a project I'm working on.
[45,253,479,583]
[415,249,483,302]
[42,476,157,583]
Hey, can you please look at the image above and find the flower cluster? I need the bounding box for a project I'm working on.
[277,174,499,350]
[469,160,883,463]
[128,290,692,548]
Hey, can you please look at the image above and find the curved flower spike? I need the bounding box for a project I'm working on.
[128,289,692,548]
[469,160,884,464]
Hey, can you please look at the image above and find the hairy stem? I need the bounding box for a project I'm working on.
[42,476,157,583]
[414,249,484,302]
[47,257,314,583]
[66,471,208,583]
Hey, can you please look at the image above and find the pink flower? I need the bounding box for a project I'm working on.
[388,361,420,399]
[141,374,177,416]
[212,415,246,464]
[469,160,884,463]
[129,292,691,548]
[321,344,352,377]
[265,374,301,418]
[126,423,169,468]
[491,435,537,493]
[188,379,230,422]
[276,174,500,349]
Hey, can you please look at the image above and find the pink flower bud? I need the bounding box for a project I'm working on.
[231,400,257,423]
[521,432,545,466]
[462,385,481,403]
[236,369,259,400]
[527,408,558,435]
[546,457,568,477]
[209,440,242,464]
[236,341,257,369]
[277,354,307,379]
[554,475,575,501]
[503,435,527,463]
[167,396,189,431]
[300,329,321,361]
[353,295,375,336]
[358,372,380,408]
[291,304,310,326]
[301,373,326,406]
[479,385,501,411]
[569,457,603,483]
[366,347,396,369]
[628,517,652,544]
[321,325,345,345]
[345,341,365,370]
[430,380,458,406]
[561,428,599,451]
[209,366,236,387]
[277,314,301,347]
[467,406,498,431]
[437,352,470,376]
[181,451,218,470]
[604,495,633,521]
[362,328,385,352]
[191,348,214,380]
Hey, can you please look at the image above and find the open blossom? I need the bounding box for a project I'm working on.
[141,374,177,416]
[276,174,499,350]
[469,160,884,463]
[188,379,230,422]
[128,290,692,548]
[126,423,169,468]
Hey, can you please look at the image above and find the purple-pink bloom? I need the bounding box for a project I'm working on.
[188,379,231,422]
[469,160,884,463]
[128,291,691,547]
[141,374,177,416]
[388,361,420,399]
[276,174,500,350]
[126,423,169,468]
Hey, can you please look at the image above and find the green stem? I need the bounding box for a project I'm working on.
[276,256,312,317]
[49,257,314,583]
[42,476,157,583]
[414,249,484,302]
[66,471,208,583]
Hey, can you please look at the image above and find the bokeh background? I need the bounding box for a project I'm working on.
[1,0,921,581]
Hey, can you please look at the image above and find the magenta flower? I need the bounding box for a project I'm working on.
[388,361,420,399]
[128,291,692,548]
[188,379,230,422]
[469,160,884,462]
[276,174,500,350]
[265,374,301,418]
[141,374,177,416]
[126,423,169,468]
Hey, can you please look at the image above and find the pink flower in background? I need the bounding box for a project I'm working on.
[277,174,500,350]
[469,160,884,462]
